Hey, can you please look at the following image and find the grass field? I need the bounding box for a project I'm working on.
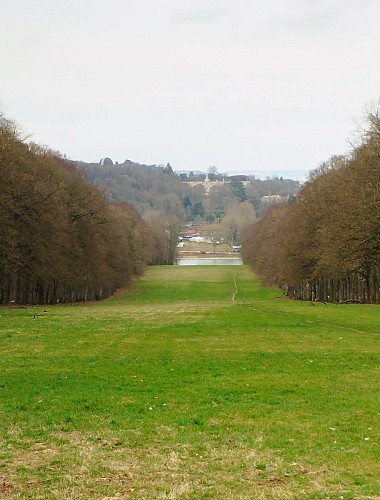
[0,265,379,499]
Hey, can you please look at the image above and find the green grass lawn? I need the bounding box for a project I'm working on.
[0,266,379,499]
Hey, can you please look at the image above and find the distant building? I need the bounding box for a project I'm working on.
[99,157,114,166]
[260,195,282,203]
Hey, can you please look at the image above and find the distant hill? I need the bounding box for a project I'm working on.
[75,158,301,221]
[74,158,187,220]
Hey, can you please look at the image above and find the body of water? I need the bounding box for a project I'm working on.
[177,258,243,266]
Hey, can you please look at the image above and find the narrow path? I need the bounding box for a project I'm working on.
[232,269,238,302]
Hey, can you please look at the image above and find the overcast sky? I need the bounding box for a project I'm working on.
[1,0,380,179]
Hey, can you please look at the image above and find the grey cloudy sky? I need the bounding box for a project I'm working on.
[1,0,380,179]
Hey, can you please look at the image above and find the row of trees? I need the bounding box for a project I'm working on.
[0,116,172,304]
[243,111,380,303]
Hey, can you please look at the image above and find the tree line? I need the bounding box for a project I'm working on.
[243,111,380,303]
[0,116,173,305]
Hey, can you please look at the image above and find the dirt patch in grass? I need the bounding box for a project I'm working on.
[1,429,356,499]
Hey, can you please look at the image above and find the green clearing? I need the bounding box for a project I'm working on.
[0,265,379,499]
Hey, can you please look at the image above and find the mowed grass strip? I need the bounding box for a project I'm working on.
[0,265,379,499]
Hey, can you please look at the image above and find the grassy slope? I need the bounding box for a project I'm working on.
[0,266,379,499]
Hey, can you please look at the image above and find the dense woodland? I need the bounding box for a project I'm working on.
[243,111,380,304]
[0,116,173,304]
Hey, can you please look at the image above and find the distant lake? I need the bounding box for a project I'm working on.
[177,258,243,266]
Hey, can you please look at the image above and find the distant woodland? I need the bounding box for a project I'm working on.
[243,111,380,304]
[75,159,300,248]
[76,159,300,221]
